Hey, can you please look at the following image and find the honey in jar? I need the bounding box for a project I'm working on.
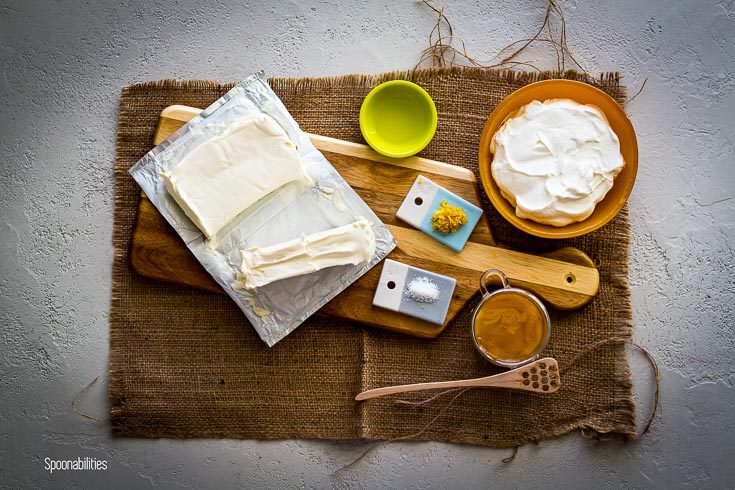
[473,291,548,363]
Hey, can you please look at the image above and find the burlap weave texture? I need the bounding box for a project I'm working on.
[110,67,636,445]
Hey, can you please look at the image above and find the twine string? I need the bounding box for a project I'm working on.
[415,0,588,75]
[72,377,103,421]
[627,77,649,104]
[336,337,660,472]
[560,337,660,436]
[333,388,471,473]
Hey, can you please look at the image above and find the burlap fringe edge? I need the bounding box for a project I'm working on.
[122,67,625,98]
[593,204,637,440]
[109,88,142,434]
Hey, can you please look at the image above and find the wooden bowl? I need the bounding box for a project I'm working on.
[478,79,638,239]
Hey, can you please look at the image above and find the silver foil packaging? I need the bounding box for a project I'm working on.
[129,73,396,346]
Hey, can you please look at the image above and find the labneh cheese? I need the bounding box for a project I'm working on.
[490,98,625,227]
[162,114,311,239]
[234,219,376,289]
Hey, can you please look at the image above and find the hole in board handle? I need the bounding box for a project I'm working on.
[565,273,576,284]
[387,281,396,290]
[414,197,423,206]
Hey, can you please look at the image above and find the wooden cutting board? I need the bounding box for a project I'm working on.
[130,105,599,338]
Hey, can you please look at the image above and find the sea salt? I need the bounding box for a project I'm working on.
[404,276,440,304]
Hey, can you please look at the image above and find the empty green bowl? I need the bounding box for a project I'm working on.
[359,80,438,158]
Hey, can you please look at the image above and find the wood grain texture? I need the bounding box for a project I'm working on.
[130,105,599,338]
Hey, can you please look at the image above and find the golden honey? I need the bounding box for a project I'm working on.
[473,291,548,362]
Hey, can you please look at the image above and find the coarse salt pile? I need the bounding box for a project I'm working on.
[404,276,440,304]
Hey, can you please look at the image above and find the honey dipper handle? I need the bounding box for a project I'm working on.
[355,371,520,401]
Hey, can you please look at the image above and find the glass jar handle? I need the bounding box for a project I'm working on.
[479,269,510,295]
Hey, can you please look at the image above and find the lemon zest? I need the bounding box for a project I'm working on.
[431,199,468,234]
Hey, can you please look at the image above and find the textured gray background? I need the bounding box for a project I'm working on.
[1,0,733,488]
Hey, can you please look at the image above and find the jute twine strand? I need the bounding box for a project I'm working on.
[335,337,660,471]
[72,377,102,421]
[416,0,650,105]
[416,0,588,75]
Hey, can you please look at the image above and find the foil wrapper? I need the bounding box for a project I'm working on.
[129,73,396,346]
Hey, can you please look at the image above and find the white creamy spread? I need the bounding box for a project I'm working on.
[319,186,349,213]
[490,98,625,226]
[242,292,271,317]
[234,219,376,289]
[162,114,311,239]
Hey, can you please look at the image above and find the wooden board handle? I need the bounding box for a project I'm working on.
[388,226,599,310]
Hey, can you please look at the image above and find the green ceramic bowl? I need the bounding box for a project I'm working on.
[359,80,437,158]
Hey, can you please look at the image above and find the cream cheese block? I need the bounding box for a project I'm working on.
[490,98,625,227]
[162,114,311,239]
[234,219,376,289]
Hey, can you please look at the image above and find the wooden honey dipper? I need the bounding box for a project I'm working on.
[355,358,560,401]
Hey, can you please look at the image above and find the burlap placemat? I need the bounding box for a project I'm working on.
[110,67,636,446]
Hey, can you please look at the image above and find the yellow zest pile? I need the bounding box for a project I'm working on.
[431,199,468,234]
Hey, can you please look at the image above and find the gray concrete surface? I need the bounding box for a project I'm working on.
[1,0,733,488]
